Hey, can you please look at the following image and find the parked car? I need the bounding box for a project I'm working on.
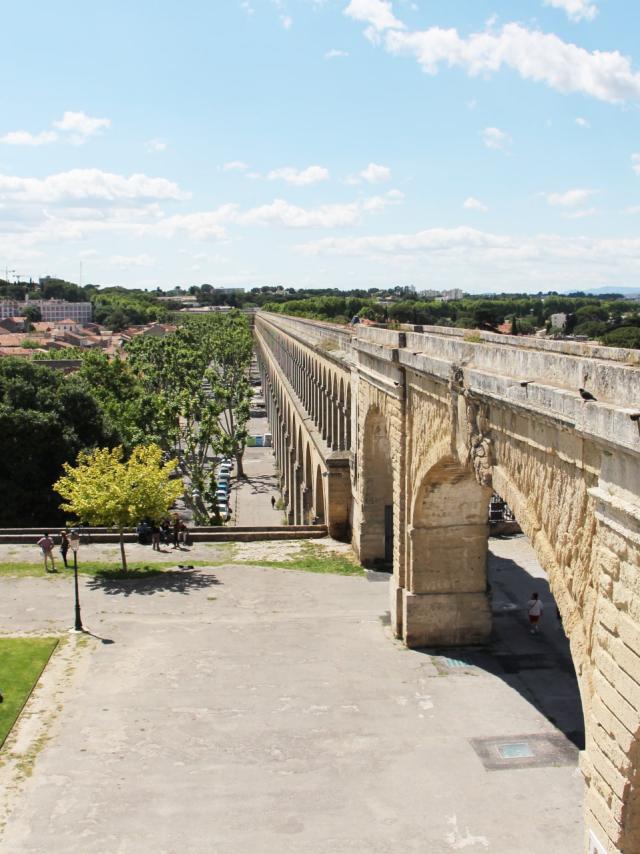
[215,489,229,501]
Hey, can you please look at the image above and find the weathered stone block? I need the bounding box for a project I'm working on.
[402,589,491,647]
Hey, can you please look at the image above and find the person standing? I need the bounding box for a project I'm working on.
[271,496,276,510]
[60,530,70,568]
[172,514,181,549]
[151,523,161,551]
[527,592,543,634]
[37,533,56,572]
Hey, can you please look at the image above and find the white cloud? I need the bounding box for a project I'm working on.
[52,111,111,144]
[563,207,597,219]
[223,160,250,172]
[267,165,330,185]
[238,198,360,228]
[463,196,488,212]
[0,130,58,146]
[1,110,110,147]
[359,162,391,183]
[325,48,349,60]
[280,14,293,29]
[575,117,590,128]
[632,153,640,175]
[361,188,404,211]
[294,227,640,287]
[346,5,640,104]
[0,169,189,204]
[544,188,595,206]
[543,0,598,23]
[146,139,167,152]
[344,0,405,33]
[482,127,511,151]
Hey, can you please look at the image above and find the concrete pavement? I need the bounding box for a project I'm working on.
[0,535,583,853]
[230,411,283,527]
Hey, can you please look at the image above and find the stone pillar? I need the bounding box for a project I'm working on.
[294,463,303,525]
[302,485,312,525]
[287,449,296,525]
[402,521,491,647]
[582,483,640,854]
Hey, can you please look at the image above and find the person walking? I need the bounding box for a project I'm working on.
[527,592,544,634]
[271,495,276,510]
[37,533,56,572]
[59,530,70,568]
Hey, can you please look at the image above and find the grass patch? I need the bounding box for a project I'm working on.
[240,543,364,577]
[0,637,58,749]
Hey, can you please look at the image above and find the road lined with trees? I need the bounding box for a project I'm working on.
[0,311,253,528]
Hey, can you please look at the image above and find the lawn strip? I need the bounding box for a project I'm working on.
[0,637,59,749]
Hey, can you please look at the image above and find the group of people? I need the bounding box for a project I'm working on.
[37,530,76,572]
[147,515,189,551]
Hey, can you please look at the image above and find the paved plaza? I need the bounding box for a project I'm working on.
[0,535,583,854]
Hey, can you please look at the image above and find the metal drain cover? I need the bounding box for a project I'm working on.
[470,733,578,770]
[496,742,534,760]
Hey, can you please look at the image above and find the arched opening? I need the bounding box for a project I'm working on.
[314,464,326,524]
[303,444,313,524]
[295,425,303,524]
[407,457,492,646]
[360,407,393,569]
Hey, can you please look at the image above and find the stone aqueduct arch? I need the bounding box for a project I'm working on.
[255,311,640,853]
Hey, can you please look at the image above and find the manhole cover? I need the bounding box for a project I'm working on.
[470,733,578,770]
[496,742,534,760]
[442,656,472,668]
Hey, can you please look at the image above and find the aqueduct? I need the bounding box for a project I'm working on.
[254,310,640,854]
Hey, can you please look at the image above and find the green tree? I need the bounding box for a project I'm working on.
[201,312,253,478]
[0,358,114,525]
[125,313,252,520]
[601,326,640,349]
[55,444,182,571]
[23,305,42,327]
[71,351,158,450]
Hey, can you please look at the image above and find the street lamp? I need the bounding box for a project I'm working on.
[69,530,83,632]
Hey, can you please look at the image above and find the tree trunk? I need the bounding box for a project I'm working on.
[235,452,244,478]
[119,528,128,572]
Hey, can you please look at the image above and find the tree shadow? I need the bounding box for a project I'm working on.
[87,568,222,598]
[416,538,585,751]
[238,474,277,495]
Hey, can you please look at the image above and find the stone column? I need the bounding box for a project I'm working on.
[294,463,303,525]
[402,518,491,648]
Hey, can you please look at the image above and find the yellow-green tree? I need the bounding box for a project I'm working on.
[54,444,182,571]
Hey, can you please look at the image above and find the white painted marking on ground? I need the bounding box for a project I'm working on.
[445,815,489,849]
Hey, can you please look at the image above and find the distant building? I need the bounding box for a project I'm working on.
[549,312,568,331]
[0,299,92,323]
[440,288,464,301]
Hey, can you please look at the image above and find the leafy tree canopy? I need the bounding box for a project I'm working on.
[55,444,182,570]
[0,358,114,525]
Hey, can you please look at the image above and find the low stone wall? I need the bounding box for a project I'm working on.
[0,525,328,545]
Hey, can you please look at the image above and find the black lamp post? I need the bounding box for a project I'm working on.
[69,530,83,632]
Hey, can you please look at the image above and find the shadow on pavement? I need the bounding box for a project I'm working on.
[239,474,277,495]
[87,569,222,598]
[416,540,585,751]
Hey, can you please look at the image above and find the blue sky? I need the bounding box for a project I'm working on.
[1,0,640,293]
